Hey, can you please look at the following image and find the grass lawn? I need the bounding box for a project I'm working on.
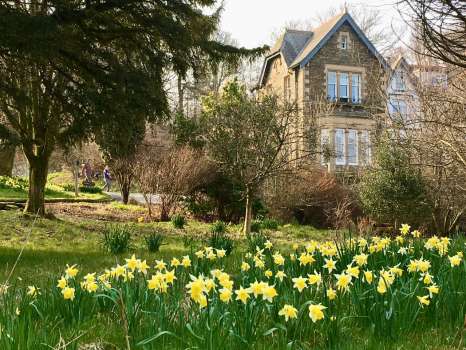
[0,209,464,349]
[0,172,110,202]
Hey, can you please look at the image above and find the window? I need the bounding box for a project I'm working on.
[283,76,291,101]
[360,130,371,165]
[335,129,345,165]
[339,73,348,102]
[351,73,361,103]
[327,71,337,101]
[340,35,348,49]
[395,71,406,91]
[320,129,329,165]
[348,130,358,165]
[389,99,407,116]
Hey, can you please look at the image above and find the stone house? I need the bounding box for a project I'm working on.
[258,10,388,172]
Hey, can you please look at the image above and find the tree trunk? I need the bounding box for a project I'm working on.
[160,200,170,222]
[0,146,15,176]
[24,158,49,215]
[243,185,253,235]
[121,182,130,205]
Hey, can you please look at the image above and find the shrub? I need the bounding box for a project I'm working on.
[246,231,269,252]
[145,233,164,253]
[79,185,102,194]
[250,220,262,233]
[102,224,132,254]
[208,231,234,256]
[211,220,227,234]
[62,183,75,192]
[171,214,186,229]
[261,218,279,230]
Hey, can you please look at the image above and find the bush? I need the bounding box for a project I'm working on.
[208,231,234,256]
[171,214,186,229]
[211,220,227,234]
[246,231,269,253]
[358,140,429,226]
[250,220,262,233]
[79,185,102,194]
[145,232,164,253]
[62,183,75,192]
[102,224,132,254]
[260,218,279,230]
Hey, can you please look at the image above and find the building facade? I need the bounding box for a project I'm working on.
[258,11,388,172]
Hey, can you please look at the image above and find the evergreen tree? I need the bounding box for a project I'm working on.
[0,0,265,214]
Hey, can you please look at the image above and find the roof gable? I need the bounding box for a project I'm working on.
[290,12,388,69]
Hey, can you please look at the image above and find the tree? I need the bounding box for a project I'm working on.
[202,81,304,235]
[397,0,466,68]
[358,137,429,227]
[0,0,266,215]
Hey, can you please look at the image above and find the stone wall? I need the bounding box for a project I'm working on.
[0,146,15,176]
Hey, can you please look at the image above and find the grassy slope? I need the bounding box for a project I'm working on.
[0,210,463,349]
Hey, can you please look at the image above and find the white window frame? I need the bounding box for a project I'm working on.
[327,71,337,101]
[339,73,349,102]
[348,130,358,165]
[351,73,361,103]
[335,129,346,165]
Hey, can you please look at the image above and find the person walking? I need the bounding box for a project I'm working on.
[103,165,112,191]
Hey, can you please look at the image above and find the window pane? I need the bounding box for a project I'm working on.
[327,71,336,101]
[340,73,348,99]
[351,74,361,103]
[361,130,371,165]
[348,130,358,165]
[335,129,345,165]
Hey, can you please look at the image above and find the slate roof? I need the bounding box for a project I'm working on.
[259,11,389,86]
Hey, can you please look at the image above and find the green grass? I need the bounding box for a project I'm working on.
[0,210,464,349]
[0,172,110,202]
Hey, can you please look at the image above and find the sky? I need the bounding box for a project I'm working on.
[220,0,403,48]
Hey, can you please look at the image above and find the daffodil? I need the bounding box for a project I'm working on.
[335,273,352,292]
[125,255,139,271]
[219,288,232,303]
[326,288,337,300]
[264,270,273,278]
[262,285,278,302]
[427,284,439,298]
[235,286,251,304]
[171,257,181,267]
[273,253,285,266]
[216,249,226,258]
[27,286,39,297]
[353,253,368,267]
[264,240,273,250]
[307,272,322,286]
[62,287,75,300]
[155,259,167,271]
[250,280,265,298]
[323,258,337,273]
[65,264,78,278]
[399,224,410,235]
[279,304,298,322]
[164,269,176,285]
[137,260,150,274]
[181,256,191,268]
[364,270,373,284]
[417,295,430,307]
[241,261,250,271]
[308,303,327,323]
[292,276,307,292]
[448,254,462,267]
[275,270,286,282]
[57,277,67,289]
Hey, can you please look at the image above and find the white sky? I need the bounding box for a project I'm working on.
[220,0,403,48]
